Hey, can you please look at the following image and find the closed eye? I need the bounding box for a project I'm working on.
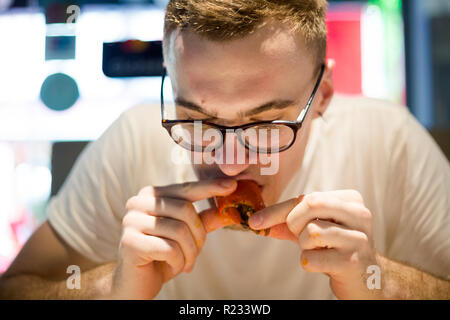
[184,117,215,122]
[249,117,283,122]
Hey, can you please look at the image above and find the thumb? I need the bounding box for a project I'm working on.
[199,207,236,233]
[266,223,298,242]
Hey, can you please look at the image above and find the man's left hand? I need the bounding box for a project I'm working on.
[248,190,383,299]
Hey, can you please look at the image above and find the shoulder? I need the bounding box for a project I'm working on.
[120,103,163,132]
[322,94,412,147]
[116,103,197,185]
[116,103,173,148]
[326,94,410,124]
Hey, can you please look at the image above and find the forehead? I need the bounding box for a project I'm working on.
[164,21,315,117]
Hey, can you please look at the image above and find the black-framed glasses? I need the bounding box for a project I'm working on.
[160,63,325,154]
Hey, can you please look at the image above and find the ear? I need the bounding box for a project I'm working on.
[312,59,335,119]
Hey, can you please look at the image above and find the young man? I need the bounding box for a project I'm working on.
[1,0,449,299]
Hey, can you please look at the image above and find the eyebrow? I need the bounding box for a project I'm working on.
[175,97,295,119]
[175,98,218,118]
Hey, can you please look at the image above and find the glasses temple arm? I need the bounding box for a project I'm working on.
[296,63,326,123]
[160,67,167,121]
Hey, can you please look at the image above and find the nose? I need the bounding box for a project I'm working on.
[216,131,250,176]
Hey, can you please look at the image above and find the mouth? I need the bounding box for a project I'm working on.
[197,170,264,191]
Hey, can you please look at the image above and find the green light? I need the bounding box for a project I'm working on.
[368,0,405,104]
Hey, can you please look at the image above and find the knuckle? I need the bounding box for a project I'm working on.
[121,215,130,229]
[360,232,370,245]
[305,192,326,209]
[355,232,370,248]
[166,240,181,260]
[358,205,372,221]
[306,221,319,235]
[120,228,136,248]
[125,196,139,211]
[347,189,363,203]
[121,211,136,228]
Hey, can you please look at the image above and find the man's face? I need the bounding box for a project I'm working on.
[164,21,332,206]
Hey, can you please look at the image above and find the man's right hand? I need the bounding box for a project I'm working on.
[110,179,237,299]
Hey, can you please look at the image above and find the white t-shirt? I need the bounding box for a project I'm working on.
[46,95,450,299]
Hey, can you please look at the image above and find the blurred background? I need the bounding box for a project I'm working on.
[0,0,449,272]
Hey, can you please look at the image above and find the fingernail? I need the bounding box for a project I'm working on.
[218,179,235,188]
[249,214,263,228]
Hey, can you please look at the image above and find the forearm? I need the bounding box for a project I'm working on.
[0,262,115,300]
[379,255,450,299]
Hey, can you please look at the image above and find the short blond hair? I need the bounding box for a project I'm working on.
[164,0,328,65]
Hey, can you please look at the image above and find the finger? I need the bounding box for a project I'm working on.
[124,229,185,275]
[125,197,207,249]
[249,190,365,232]
[300,248,344,275]
[287,193,372,237]
[248,196,302,230]
[298,220,369,251]
[138,179,238,202]
[266,223,298,242]
[124,213,199,272]
[198,207,235,233]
